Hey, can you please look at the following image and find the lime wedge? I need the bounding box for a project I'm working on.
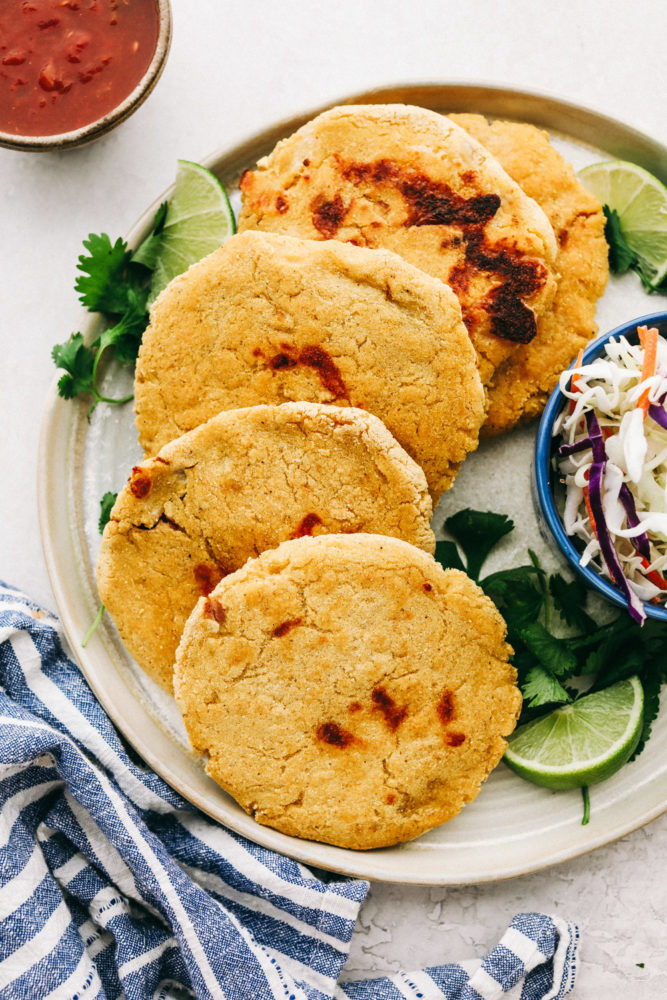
[579,159,667,287]
[504,676,644,790]
[149,159,236,300]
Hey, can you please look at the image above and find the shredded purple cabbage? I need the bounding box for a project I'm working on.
[558,438,593,458]
[584,410,606,464]
[618,483,651,561]
[648,402,667,430]
[584,411,646,624]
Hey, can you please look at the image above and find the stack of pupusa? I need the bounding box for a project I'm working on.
[97,102,608,849]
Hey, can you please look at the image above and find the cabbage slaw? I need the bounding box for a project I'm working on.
[554,327,667,624]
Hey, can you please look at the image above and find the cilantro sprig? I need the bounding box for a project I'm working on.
[52,203,168,416]
[603,206,667,293]
[437,508,667,760]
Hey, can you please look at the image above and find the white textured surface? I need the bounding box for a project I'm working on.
[2,1,666,995]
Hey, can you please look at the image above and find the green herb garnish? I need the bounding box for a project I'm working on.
[603,205,667,292]
[98,492,118,534]
[52,202,167,416]
[437,507,667,757]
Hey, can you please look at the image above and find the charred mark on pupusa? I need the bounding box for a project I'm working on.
[340,158,501,228]
[193,564,223,596]
[311,192,346,238]
[371,686,408,731]
[130,466,151,498]
[203,598,226,624]
[291,512,323,539]
[316,721,357,748]
[272,618,302,638]
[447,231,546,343]
[268,344,348,398]
[436,690,455,725]
[446,732,466,747]
[322,156,549,344]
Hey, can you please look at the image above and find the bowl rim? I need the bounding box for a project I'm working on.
[0,0,172,152]
[534,309,667,621]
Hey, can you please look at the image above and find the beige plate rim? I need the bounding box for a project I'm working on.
[38,82,667,885]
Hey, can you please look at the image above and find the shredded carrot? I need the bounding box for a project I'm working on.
[637,325,659,418]
[568,349,585,413]
[640,556,667,590]
[583,484,597,536]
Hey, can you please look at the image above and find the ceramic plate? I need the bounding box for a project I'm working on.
[38,84,667,884]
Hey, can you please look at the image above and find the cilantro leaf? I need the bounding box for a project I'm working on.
[603,206,639,274]
[444,509,513,581]
[434,539,466,572]
[97,286,149,364]
[631,671,661,760]
[522,666,573,709]
[131,201,168,271]
[520,621,578,679]
[549,573,597,632]
[51,333,96,399]
[98,492,117,533]
[481,566,543,632]
[75,234,134,314]
[54,201,169,407]
[603,205,667,293]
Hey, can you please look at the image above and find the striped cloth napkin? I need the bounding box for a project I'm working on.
[0,582,578,999]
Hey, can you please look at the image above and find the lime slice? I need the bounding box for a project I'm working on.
[149,159,236,299]
[579,160,667,287]
[504,676,644,790]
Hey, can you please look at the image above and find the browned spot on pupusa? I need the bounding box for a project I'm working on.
[130,467,152,498]
[203,598,226,624]
[348,700,363,713]
[269,352,297,371]
[311,192,347,237]
[340,158,501,228]
[276,195,289,214]
[239,169,254,193]
[386,793,396,804]
[266,344,347,398]
[291,512,323,539]
[371,686,408,731]
[334,156,548,344]
[447,230,546,345]
[422,582,433,593]
[193,564,223,596]
[316,721,357,748]
[446,732,466,747]
[272,618,302,638]
[299,345,347,396]
[437,690,455,725]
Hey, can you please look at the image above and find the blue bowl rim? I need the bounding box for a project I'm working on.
[534,309,667,621]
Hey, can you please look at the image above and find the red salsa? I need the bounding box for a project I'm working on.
[0,0,159,137]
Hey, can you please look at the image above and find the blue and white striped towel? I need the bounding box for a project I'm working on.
[0,582,578,999]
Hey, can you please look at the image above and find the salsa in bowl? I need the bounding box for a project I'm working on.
[0,0,171,151]
[534,311,667,624]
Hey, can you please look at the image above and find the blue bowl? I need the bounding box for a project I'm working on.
[533,309,667,622]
